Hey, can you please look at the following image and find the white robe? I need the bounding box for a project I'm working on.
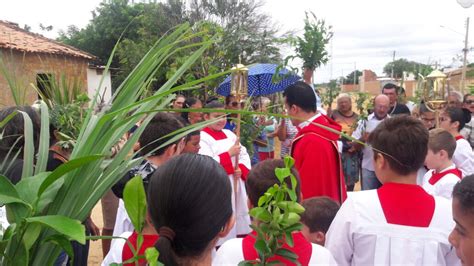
[452,138,474,177]
[199,128,252,245]
[325,184,459,266]
[111,199,134,239]
[212,237,337,265]
[422,164,461,199]
[101,231,132,266]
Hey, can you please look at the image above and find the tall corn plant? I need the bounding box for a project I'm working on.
[0,23,219,265]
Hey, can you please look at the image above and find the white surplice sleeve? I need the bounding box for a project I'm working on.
[325,197,355,266]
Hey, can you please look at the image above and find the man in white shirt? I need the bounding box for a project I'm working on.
[352,94,390,190]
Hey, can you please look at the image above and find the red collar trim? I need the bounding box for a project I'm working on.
[242,231,312,265]
[455,135,464,141]
[429,168,462,185]
[377,182,435,227]
[202,127,227,140]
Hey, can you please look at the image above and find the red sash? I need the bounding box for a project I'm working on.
[377,183,435,227]
[429,168,462,185]
[242,231,312,265]
[455,135,464,141]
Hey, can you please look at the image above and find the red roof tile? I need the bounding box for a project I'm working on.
[0,20,95,60]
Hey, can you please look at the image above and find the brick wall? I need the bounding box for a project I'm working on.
[0,49,89,106]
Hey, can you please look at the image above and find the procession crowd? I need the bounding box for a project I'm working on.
[1,80,474,265]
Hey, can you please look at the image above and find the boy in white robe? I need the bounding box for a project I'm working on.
[213,159,336,265]
[422,128,462,199]
[199,100,251,245]
[111,113,185,237]
[326,116,460,266]
[449,174,474,265]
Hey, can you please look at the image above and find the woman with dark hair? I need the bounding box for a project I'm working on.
[181,97,203,124]
[440,107,474,176]
[147,154,235,265]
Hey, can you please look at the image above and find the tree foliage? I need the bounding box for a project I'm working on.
[343,70,363,84]
[57,0,284,94]
[383,58,433,79]
[293,11,333,71]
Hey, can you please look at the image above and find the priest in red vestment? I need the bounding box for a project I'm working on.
[283,81,347,203]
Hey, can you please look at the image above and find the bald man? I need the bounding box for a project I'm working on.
[351,94,390,190]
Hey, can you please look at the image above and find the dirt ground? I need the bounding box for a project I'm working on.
[88,203,104,265]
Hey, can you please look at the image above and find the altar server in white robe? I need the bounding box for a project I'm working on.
[199,100,251,245]
[213,159,336,265]
[422,128,462,199]
[326,116,460,266]
[439,107,474,177]
[449,174,474,266]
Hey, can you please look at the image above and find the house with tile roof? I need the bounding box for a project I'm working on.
[0,20,112,106]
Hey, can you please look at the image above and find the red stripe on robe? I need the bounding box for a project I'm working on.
[202,127,227,140]
[219,152,235,174]
[455,135,464,141]
[377,183,435,227]
[242,231,312,265]
[239,163,249,181]
[429,168,462,185]
[122,231,159,265]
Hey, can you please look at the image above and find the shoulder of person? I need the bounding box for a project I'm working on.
[310,243,337,264]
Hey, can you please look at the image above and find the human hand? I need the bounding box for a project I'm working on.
[228,142,241,157]
[86,217,100,239]
[233,168,242,180]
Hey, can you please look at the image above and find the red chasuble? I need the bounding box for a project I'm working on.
[291,114,347,203]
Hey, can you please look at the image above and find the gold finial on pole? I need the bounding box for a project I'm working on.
[423,69,447,128]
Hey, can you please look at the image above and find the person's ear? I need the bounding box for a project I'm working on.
[451,121,460,131]
[164,144,178,157]
[375,153,386,170]
[439,150,448,160]
[314,231,326,245]
[247,198,254,210]
[218,214,235,238]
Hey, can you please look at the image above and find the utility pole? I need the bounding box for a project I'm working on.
[461,17,470,95]
[391,51,396,79]
[353,62,357,86]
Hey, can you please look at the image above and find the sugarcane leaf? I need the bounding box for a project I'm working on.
[25,215,85,244]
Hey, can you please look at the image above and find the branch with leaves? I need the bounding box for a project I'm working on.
[239,156,305,266]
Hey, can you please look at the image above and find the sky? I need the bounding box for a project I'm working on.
[1,0,473,83]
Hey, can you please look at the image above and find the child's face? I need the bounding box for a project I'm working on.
[424,149,442,170]
[205,111,226,131]
[449,198,474,266]
[182,135,201,154]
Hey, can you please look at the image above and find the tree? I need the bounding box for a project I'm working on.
[292,11,333,84]
[343,70,362,84]
[383,58,433,79]
[57,0,284,91]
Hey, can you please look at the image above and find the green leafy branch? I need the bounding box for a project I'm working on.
[239,156,305,266]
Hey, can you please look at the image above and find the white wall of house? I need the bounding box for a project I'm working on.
[87,67,112,105]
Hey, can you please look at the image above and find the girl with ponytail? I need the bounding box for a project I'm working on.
[440,107,474,176]
[147,153,235,265]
